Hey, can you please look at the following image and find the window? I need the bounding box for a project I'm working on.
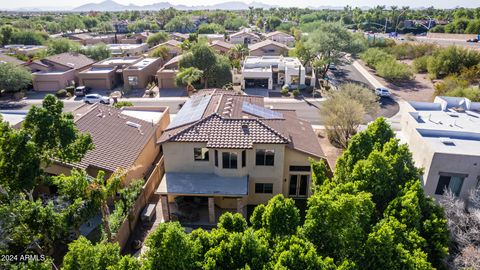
[256,149,274,166]
[289,175,309,197]
[214,150,218,167]
[194,148,209,161]
[128,76,139,86]
[435,174,465,196]
[289,166,311,172]
[222,152,238,169]
[255,183,273,194]
[242,150,246,167]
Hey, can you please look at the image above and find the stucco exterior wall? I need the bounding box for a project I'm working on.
[250,45,288,57]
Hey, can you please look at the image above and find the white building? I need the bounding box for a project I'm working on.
[241,56,305,90]
[399,96,480,199]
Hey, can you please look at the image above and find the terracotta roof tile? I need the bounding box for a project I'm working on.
[249,40,290,51]
[74,104,156,172]
[44,52,95,70]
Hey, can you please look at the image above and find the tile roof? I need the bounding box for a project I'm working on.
[44,52,95,70]
[159,90,324,157]
[264,31,293,38]
[160,39,182,47]
[74,104,156,172]
[211,40,234,49]
[249,40,290,51]
[230,30,260,38]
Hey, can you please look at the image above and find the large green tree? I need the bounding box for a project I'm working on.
[0,63,32,93]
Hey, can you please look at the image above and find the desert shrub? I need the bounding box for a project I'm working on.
[280,88,289,96]
[292,89,300,97]
[445,87,480,102]
[434,76,470,96]
[413,55,430,73]
[427,46,480,78]
[385,43,437,60]
[360,48,394,67]
[55,89,68,98]
[376,58,412,81]
[65,86,75,96]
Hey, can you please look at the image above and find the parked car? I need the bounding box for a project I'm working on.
[375,87,391,97]
[83,94,110,104]
[74,86,90,97]
[466,38,479,43]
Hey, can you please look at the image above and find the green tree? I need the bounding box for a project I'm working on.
[0,25,14,45]
[249,204,266,230]
[142,222,195,270]
[47,38,81,55]
[146,31,168,47]
[197,23,225,34]
[305,23,353,86]
[10,30,47,45]
[310,158,329,188]
[260,194,300,236]
[81,43,111,61]
[62,236,123,270]
[175,67,203,92]
[148,45,170,60]
[303,181,375,261]
[218,212,247,233]
[165,16,195,33]
[23,94,93,164]
[0,62,32,92]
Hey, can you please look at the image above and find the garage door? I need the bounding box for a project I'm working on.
[36,81,60,91]
[83,79,109,90]
[245,79,269,88]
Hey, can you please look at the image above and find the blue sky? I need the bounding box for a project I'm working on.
[7,0,480,9]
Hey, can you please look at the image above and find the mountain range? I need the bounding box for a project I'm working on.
[72,0,278,11]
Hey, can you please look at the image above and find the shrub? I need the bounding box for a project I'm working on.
[0,63,32,92]
[280,88,289,96]
[113,101,134,109]
[427,46,480,78]
[292,89,300,97]
[376,58,412,81]
[434,75,469,96]
[385,43,437,60]
[65,86,75,95]
[360,48,393,67]
[413,55,430,73]
[55,89,68,98]
[445,87,480,102]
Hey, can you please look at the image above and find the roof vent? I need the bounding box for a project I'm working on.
[126,121,141,129]
[439,137,455,146]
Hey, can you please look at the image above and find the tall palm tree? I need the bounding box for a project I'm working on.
[175,67,203,93]
[87,168,125,242]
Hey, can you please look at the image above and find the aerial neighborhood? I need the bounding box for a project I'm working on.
[0,1,479,269]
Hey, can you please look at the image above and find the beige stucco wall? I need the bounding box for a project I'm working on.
[123,58,163,89]
[157,69,178,89]
[33,69,76,91]
[250,45,289,57]
[162,141,320,206]
[79,69,116,90]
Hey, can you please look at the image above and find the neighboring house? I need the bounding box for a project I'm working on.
[149,40,182,61]
[241,56,305,90]
[4,44,47,56]
[398,96,480,200]
[169,32,189,42]
[31,53,95,91]
[69,33,116,45]
[156,90,325,223]
[79,56,162,90]
[209,40,234,54]
[199,34,225,42]
[107,43,148,57]
[45,103,170,184]
[0,110,28,129]
[156,55,182,89]
[249,40,290,57]
[118,32,149,44]
[229,30,261,45]
[264,31,295,47]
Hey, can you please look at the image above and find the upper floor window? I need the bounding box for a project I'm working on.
[194,147,209,161]
[242,150,246,167]
[255,183,273,194]
[222,152,238,169]
[435,173,465,197]
[256,149,274,166]
[214,150,218,167]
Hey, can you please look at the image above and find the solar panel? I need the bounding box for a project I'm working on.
[242,102,283,119]
[168,95,212,129]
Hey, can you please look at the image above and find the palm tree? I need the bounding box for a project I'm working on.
[87,169,125,242]
[228,44,249,61]
[175,67,203,94]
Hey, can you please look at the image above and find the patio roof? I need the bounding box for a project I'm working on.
[156,172,248,196]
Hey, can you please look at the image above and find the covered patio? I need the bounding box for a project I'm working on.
[155,172,249,224]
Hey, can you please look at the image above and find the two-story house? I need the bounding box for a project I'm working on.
[156,90,325,223]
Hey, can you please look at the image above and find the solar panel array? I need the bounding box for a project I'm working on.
[242,101,283,119]
[168,95,212,129]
